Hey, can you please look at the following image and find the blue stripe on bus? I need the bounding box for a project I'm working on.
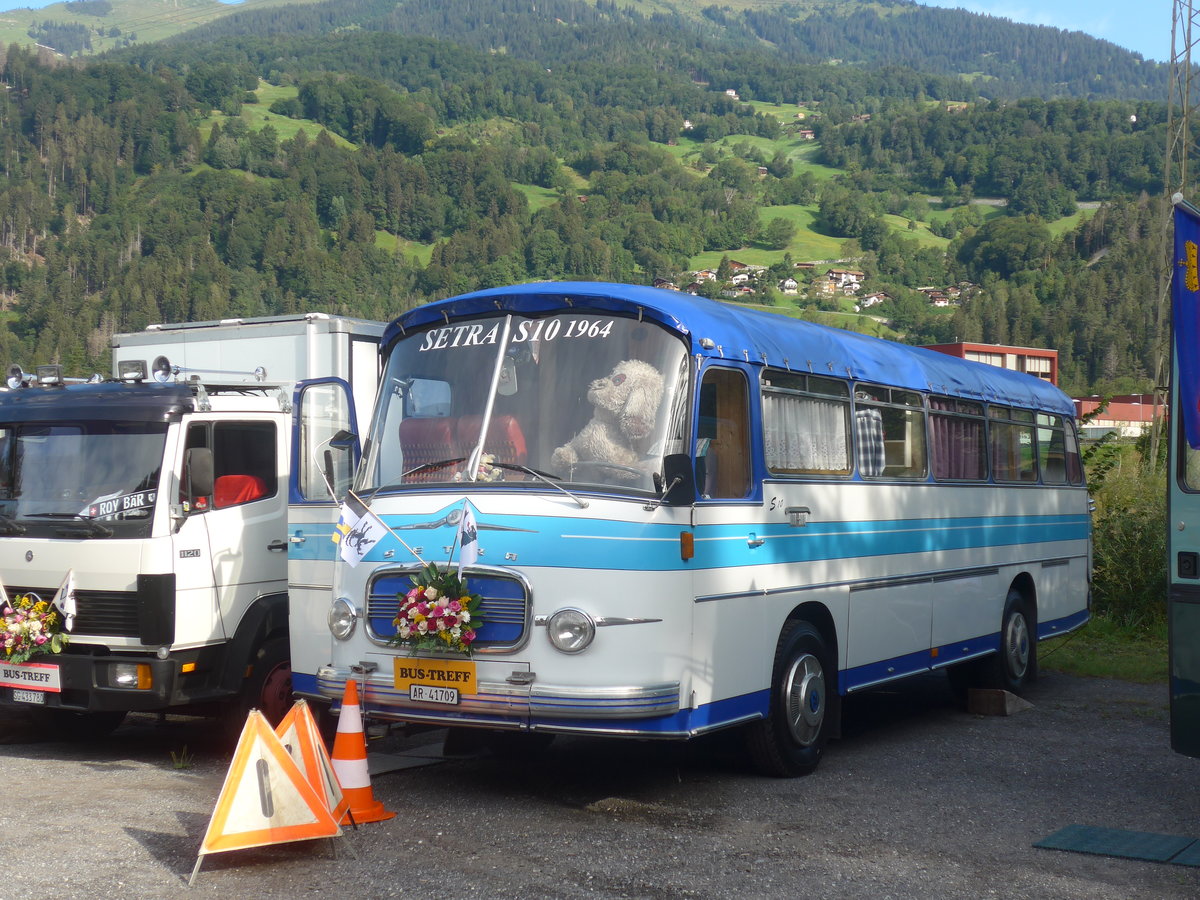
[289,508,1090,571]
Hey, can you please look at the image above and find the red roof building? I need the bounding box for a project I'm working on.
[922,341,1058,386]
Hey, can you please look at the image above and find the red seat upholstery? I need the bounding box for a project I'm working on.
[214,474,268,508]
[399,417,456,481]
[457,415,527,465]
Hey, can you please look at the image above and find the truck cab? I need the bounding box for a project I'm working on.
[0,314,381,735]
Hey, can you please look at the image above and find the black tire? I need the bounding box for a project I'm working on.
[745,620,833,777]
[978,589,1035,693]
[33,709,127,740]
[222,636,292,737]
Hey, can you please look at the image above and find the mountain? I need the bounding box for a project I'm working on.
[0,0,1173,102]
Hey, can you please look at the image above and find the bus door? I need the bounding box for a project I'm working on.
[1169,365,1200,758]
[287,378,362,698]
[1170,197,1200,758]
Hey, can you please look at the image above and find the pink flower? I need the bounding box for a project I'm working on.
[463,629,476,643]
[448,600,462,613]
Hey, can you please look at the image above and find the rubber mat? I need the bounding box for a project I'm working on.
[1034,824,1200,866]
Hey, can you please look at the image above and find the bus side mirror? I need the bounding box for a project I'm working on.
[660,453,696,505]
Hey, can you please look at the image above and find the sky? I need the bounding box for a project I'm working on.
[918,0,1174,63]
[0,0,1179,64]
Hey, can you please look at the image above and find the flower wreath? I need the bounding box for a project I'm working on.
[3,593,69,664]
[388,563,485,655]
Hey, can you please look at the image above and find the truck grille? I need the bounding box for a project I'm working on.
[365,569,528,652]
[5,585,140,638]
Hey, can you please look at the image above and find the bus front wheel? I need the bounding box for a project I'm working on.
[745,620,832,777]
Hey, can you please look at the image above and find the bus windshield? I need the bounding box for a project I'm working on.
[360,312,689,493]
[0,421,167,538]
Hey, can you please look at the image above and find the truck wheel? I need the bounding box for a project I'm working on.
[745,620,832,777]
[246,636,293,726]
[221,637,292,738]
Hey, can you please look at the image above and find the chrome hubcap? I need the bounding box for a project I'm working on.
[783,653,825,747]
[1004,612,1030,680]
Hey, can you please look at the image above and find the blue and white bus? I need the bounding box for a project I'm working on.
[299,281,1092,776]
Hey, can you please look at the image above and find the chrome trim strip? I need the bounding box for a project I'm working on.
[695,555,1087,604]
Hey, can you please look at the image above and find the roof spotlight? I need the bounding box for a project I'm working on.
[6,364,25,390]
[118,359,148,382]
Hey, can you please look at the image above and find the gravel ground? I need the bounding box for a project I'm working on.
[1,670,1198,899]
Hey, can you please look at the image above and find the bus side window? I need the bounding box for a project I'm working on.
[698,367,751,498]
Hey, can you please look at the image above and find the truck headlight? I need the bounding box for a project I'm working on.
[328,597,358,640]
[546,607,595,653]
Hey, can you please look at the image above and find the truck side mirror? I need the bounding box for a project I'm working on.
[185,447,214,501]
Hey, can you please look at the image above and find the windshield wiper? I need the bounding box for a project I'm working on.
[487,462,589,509]
[400,457,466,479]
[0,513,25,535]
[25,513,114,538]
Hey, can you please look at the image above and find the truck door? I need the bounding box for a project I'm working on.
[175,418,288,646]
[287,378,362,699]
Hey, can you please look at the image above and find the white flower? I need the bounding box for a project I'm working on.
[424,586,440,601]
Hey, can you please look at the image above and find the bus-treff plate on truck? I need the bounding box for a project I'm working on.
[394,657,476,706]
[0,661,61,695]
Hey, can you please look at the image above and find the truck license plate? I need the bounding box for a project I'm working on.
[409,684,459,705]
[12,689,45,705]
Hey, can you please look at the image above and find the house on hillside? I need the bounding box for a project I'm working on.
[857,291,890,309]
[778,277,798,294]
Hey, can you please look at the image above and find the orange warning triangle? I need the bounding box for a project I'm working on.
[275,699,349,823]
[198,709,342,856]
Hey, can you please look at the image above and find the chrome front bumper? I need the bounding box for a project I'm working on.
[316,664,680,731]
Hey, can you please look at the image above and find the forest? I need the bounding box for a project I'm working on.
[0,0,1185,397]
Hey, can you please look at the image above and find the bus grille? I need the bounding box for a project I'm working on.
[365,570,528,652]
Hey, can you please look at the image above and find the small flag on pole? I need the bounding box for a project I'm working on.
[332,493,389,568]
[456,503,478,576]
[53,570,77,632]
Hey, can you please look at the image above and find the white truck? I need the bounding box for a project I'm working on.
[0,313,382,735]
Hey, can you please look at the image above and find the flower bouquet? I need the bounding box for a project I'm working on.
[388,563,485,655]
[3,593,69,664]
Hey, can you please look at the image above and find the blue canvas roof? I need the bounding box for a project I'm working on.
[386,281,1074,416]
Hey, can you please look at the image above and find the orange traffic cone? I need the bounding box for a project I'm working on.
[330,679,396,825]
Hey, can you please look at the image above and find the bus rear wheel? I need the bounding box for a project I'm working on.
[974,590,1035,695]
[947,590,1035,700]
[745,620,832,777]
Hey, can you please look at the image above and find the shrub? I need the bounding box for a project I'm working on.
[1088,443,1166,627]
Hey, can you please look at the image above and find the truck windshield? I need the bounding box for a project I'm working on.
[0,421,167,538]
[360,312,689,494]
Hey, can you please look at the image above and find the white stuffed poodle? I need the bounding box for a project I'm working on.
[551,359,664,473]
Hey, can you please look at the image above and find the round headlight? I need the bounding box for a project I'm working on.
[328,597,358,640]
[546,607,595,653]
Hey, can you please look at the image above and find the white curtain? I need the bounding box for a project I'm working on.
[763,392,849,473]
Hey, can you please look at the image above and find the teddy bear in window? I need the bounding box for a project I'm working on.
[551,359,664,478]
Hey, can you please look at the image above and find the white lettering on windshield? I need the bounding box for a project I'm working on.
[419,319,614,352]
[418,323,502,351]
